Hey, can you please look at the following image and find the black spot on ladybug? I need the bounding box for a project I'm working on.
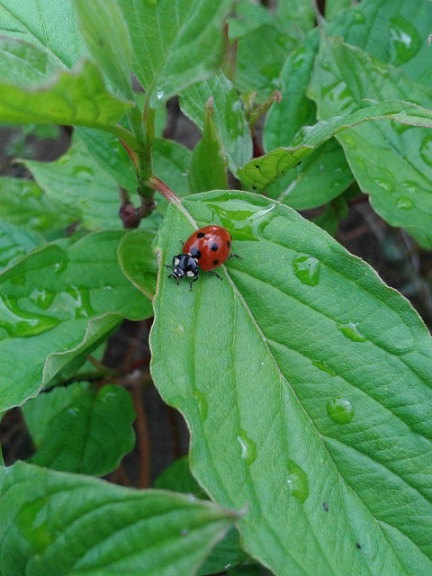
[210,243,219,252]
[197,232,205,238]
[212,259,219,266]
[189,247,201,259]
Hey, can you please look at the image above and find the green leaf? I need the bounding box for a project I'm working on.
[73,0,133,98]
[309,36,432,248]
[238,99,432,204]
[0,0,84,68]
[0,222,45,269]
[180,72,252,174]
[276,0,315,35]
[154,458,248,575]
[152,138,192,201]
[0,231,154,412]
[324,0,352,21]
[154,456,203,496]
[234,24,296,99]
[0,461,237,576]
[117,0,234,107]
[22,140,129,231]
[118,229,160,301]
[0,59,133,137]
[22,383,135,475]
[226,0,275,38]
[188,100,227,193]
[0,37,57,86]
[0,177,71,238]
[77,127,138,193]
[266,139,354,210]
[151,191,432,576]
[263,32,319,152]
[328,0,432,84]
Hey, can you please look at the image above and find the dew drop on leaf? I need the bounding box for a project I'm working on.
[337,320,367,343]
[237,430,257,465]
[419,134,432,168]
[326,396,354,424]
[312,360,336,377]
[293,255,320,287]
[389,16,421,66]
[63,286,95,319]
[53,259,68,275]
[396,196,414,210]
[0,294,59,338]
[286,459,309,503]
[29,288,55,310]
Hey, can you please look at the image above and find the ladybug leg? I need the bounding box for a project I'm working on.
[188,275,199,290]
[228,253,242,261]
[208,271,223,281]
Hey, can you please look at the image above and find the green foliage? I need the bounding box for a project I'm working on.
[0,0,432,575]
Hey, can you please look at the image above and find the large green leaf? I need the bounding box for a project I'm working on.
[22,140,130,231]
[0,59,134,141]
[0,461,237,576]
[328,0,432,84]
[117,0,234,107]
[0,177,71,237]
[151,191,432,575]
[309,36,432,248]
[0,231,155,412]
[238,100,432,200]
[22,382,135,476]
[0,0,84,68]
[0,37,57,86]
[73,0,133,98]
[0,223,45,269]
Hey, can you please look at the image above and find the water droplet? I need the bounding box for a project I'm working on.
[389,16,421,66]
[29,288,55,310]
[374,177,395,193]
[312,360,336,376]
[156,89,165,101]
[396,196,414,210]
[71,165,94,182]
[53,260,67,275]
[0,294,59,339]
[62,286,95,319]
[293,255,320,286]
[323,81,352,111]
[337,320,366,343]
[352,10,365,24]
[420,135,432,168]
[327,396,354,424]
[205,200,278,241]
[286,459,309,503]
[237,430,257,465]
[401,180,417,195]
[193,389,208,421]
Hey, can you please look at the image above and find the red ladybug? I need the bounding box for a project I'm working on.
[169,225,234,289]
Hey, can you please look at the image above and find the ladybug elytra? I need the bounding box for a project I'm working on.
[168,225,234,289]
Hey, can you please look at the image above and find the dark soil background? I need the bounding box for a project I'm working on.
[1,97,432,488]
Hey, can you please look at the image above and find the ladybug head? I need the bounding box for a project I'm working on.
[169,254,199,287]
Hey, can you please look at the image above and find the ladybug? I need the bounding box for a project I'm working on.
[168,225,234,289]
